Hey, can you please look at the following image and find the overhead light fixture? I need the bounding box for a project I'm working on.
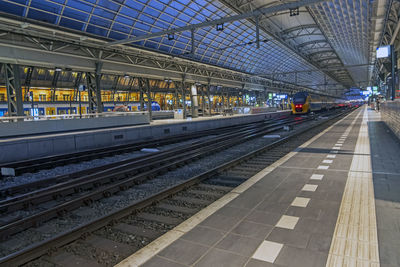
[216,23,224,31]
[124,74,130,78]
[164,78,172,83]
[289,8,299,16]
[167,33,174,40]
[195,82,201,86]
[55,67,62,72]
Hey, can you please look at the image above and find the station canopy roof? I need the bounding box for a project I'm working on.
[0,0,389,95]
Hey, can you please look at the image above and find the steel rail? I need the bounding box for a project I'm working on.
[0,118,274,176]
[0,118,303,238]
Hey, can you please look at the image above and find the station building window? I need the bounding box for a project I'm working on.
[63,95,72,101]
[39,94,46,101]
[0,93,5,101]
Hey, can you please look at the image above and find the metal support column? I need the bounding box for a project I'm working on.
[182,74,186,119]
[207,78,211,116]
[85,63,103,113]
[24,66,34,101]
[111,75,120,104]
[174,80,179,110]
[201,86,205,116]
[95,62,103,113]
[391,45,397,100]
[86,72,97,113]
[139,78,145,111]
[72,72,83,101]
[145,78,152,121]
[126,77,134,102]
[3,64,24,117]
[50,70,61,101]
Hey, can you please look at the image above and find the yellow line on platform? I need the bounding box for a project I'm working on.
[326,107,380,266]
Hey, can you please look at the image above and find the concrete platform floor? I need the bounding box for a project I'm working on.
[115,106,400,267]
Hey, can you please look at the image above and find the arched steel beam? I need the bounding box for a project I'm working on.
[297,39,328,48]
[307,50,336,57]
[281,24,320,35]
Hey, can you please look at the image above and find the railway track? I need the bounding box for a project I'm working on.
[0,116,294,199]
[0,108,353,266]
[0,117,279,177]
[0,116,302,237]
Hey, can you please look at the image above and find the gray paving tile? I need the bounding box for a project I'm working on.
[213,206,251,219]
[307,233,332,253]
[266,228,310,249]
[275,246,328,267]
[158,239,209,266]
[227,190,267,209]
[245,258,281,267]
[141,256,186,267]
[379,241,400,266]
[231,220,273,240]
[199,213,242,231]
[256,202,288,214]
[216,233,261,257]
[181,226,225,246]
[246,210,282,226]
[264,189,299,205]
[375,207,400,231]
[285,206,322,220]
[294,218,336,235]
[194,248,248,267]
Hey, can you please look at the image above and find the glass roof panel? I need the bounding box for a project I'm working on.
[0,0,342,90]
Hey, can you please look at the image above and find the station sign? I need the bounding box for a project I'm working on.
[275,94,287,100]
[376,45,391,58]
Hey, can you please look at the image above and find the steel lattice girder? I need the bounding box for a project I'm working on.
[0,18,339,96]
[3,63,24,116]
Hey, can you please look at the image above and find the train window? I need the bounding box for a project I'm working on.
[63,95,72,101]
[293,97,305,103]
[0,94,5,101]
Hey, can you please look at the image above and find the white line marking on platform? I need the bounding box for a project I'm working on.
[323,159,333,164]
[326,155,336,159]
[337,140,344,143]
[310,174,324,180]
[326,107,379,266]
[332,146,341,150]
[291,197,310,207]
[302,184,318,192]
[330,150,339,154]
[318,165,329,170]
[252,240,283,263]
[276,215,299,229]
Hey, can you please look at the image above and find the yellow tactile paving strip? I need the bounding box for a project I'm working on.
[326,107,380,267]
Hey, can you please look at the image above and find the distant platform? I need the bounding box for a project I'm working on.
[0,110,290,164]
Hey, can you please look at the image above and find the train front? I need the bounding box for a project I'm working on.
[291,92,309,114]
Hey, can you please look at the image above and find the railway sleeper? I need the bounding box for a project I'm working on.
[112,223,162,240]
[137,213,181,226]
[156,203,199,215]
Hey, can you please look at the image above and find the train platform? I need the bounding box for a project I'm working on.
[0,110,290,164]
[116,106,400,267]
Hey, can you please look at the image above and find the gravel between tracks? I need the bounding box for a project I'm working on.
[0,135,216,190]
[0,115,324,257]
